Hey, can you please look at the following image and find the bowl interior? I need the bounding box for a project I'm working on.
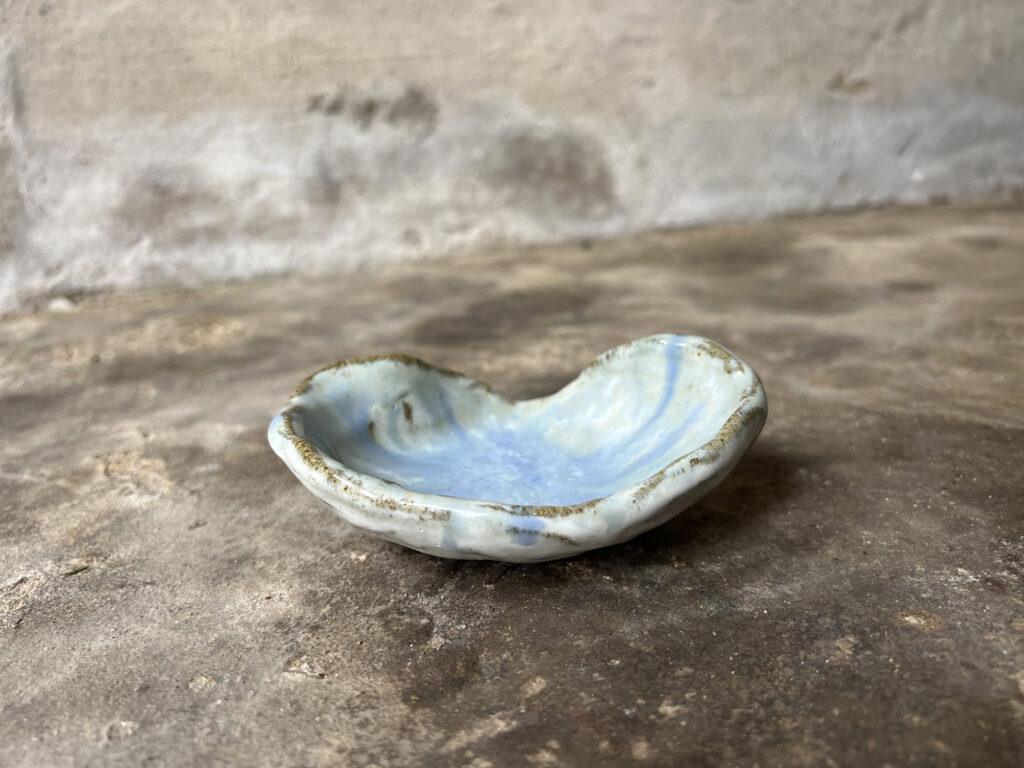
[294,336,754,506]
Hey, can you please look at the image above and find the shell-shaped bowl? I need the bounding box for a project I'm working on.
[268,334,766,562]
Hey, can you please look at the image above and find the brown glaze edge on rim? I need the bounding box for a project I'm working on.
[275,337,766,520]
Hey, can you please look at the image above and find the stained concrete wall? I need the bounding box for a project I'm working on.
[2,1,1023,313]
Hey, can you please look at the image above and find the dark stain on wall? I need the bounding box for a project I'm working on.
[479,128,618,221]
[308,83,439,138]
[826,71,871,97]
[116,164,316,247]
[305,147,367,209]
[0,143,25,256]
[350,97,380,131]
[383,85,439,137]
[0,50,26,258]
[113,164,228,248]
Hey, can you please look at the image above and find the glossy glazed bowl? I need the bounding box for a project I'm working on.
[269,334,766,562]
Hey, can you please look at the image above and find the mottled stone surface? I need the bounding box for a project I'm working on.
[4,1,1024,312]
[1,203,1023,766]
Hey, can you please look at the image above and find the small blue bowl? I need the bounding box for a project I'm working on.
[269,334,766,562]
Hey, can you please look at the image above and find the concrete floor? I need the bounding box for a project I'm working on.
[1,203,1022,767]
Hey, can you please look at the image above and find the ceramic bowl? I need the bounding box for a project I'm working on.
[268,334,766,562]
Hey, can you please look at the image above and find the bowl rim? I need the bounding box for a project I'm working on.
[268,333,767,520]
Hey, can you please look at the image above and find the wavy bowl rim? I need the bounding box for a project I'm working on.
[268,333,767,522]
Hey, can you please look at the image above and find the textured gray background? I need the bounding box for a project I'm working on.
[2,204,1022,767]
[3,1,1024,312]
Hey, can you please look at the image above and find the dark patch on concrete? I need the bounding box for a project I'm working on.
[0,49,27,257]
[480,128,618,221]
[501,371,580,400]
[384,85,439,137]
[306,147,366,208]
[413,286,598,346]
[384,271,489,302]
[401,400,413,422]
[956,234,1004,251]
[401,226,422,246]
[307,83,438,137]
[701,276,871,315]
[308,91,344,115]
[236,204,306,241]
[788,333,864,364]
[809,361,892,389]
[903,417,1024,527]
[402,642,482,707]
[1,47,25,129]
[827,71,872,97]
[748,326,866,366]
[97,332,282,395]
[0,388,77,433]
[892,2,930,35]
[0,478,50,539]
[649,230,798,276]
[113,164,227,249]
[350,96,379,131]
[885,278,937,293]
[0,141,25,254]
